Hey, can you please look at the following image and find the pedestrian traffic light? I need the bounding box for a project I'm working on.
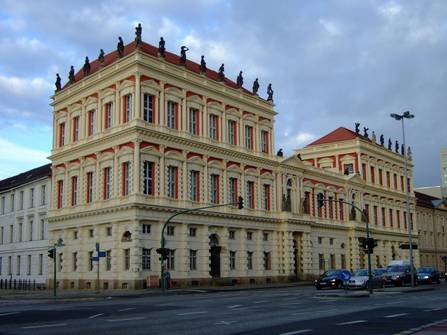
[156,247,170,260]
[48,248,55,259]
[367,238,378,252]
[317,193,325,209]
[238,196,244,209]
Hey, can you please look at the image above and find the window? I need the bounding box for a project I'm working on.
[104,102,113,129]
[88,251,94,271]
[86,172,93,203]
[123,94,132,123]
[28,220,33,241]
[382,207,386,226]
[379,169,383,186]
[143,94,154,123]
[18,222,23,242]
[73,252,78,271]
[339,199,344,220]
[374,206,378,225]
[263,252,271,270]
[106,250,112,271]
[40,219,45,240]
[344,163,354,175]
[122,162,130,196]
[57,180,64,209]
[328,196,334,219]
[38,254,43,275]
[389,208,394,227]
[58,122,65,147]
[89,229,94,238]
[362,163,367,181]
[209,114,218,140]
[87,110,95,136]
[189,108,199,135]
[19,191,24,210]
[330,254,336,269]
[167,101,177,129]
[341,254,346,269]
[72,116,79,142]
[329,238,334,245]
[71,176,78,206]
[386,171,391,188]
[262,184,270,211]
[124,249,130,270]
[261,130,269,153]
[318,237,323,244]
[0,227,3,244]
[106,227,112,236]
[10,194,14,212]
[247,231,253,240]
[370,166,375,184]
[407,178,411,193]
[189,170,200,201]
[103,167,112,200]
[210,174,220,204]
[27,255,31,275]
[400,175,404,192]
[17,255,21,275]
[227,120,237,145]
[189,250,197,270]
[246,181,255,209]
[73,230,78,240]
[364,204,370,223]
[167,166,178,198]
[30,188,34,208]
[229,251,236,270]
[167,249,175,270]
[189,227,197,237]
[41,185,46,206]
[228,177,238,205]
[9,225,13,243]
[319,254,325,271]
[229,230,235,240]
[142,224,151,234]
[0,257,2,275]
[8,256,11,275]
[397,210,401,228]
[244,125,253,150]
[142,248,151,270]
[393,173,398,190]
[263,232,269,241]
[167,226,175,236]
[143,161,154,195]
[247,251,253,270]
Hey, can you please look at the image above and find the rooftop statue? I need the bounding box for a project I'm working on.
[218,63,225,81]
[276,148,283,157]
[135,23,142,47]
[200,55,206,73]
[55,73,61,91]
[380,134,384,146]
[236,71,243,88]
[68,65,75,83]
[355,123,360,134]
[363,127,369,138]
[252,78,259,95]
[371,131,376,143]
[395,140,399,153]
[388,138,392,150]
[83,56,90,76]
[297,153,302,160]
[407,146,412,159]
[180,46,189,64]
[158,37,166,57]
[98,49,105,65]
[401,144,405,155]
[267,83,274,102]
[117,37,124,57]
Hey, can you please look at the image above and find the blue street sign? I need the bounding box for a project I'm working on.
[98,251,106,257]
[341,270,351,281]
[92,256,99,262]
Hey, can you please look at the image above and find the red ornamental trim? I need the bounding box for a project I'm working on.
[207,98,221,105]
[243,111,255,117]
[303,177,341,190]
[101,147,115,154]
[140,141,160,150]
[88,92,99,99]
[69,159,81,164]
[122,75,135,82]
[260,168,272,175]
[141,75,160,84]
[165,83,182,91]
[108,84,116,90]
[225,105,238,111]
[226,161,240,168]
[244,165,257,171]
[208,157,223,163]
[187,152,203,159]
[186,91,203,99]
[55,163,66,169]
[84,153,97,160]
[258,116,271,123]
[304,158,315,166]
[119,142,135,149]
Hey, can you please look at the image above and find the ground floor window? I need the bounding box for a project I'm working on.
[142,248,151,270]
[318,253,325,272]
[189,250,197,270]
[167,249,175,270]
[263,252,271,270]
[247,251,253,270]
[229,251,236,270]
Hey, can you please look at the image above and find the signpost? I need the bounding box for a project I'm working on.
[92,243,106,292]
[341,270,351,292]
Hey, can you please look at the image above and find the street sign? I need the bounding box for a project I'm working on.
[341,270,351,281]
[92,256,99,262]
[98,251,106,257]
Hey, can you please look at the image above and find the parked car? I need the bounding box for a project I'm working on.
[347,269,386,289]
[383,264,418,286]
[417,267,440,284]
[314,269,350,290]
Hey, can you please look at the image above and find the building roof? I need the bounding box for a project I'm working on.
[415,191,441,209]
[307,127,369,146]
[0,164,51,193]
[62,40,257,98]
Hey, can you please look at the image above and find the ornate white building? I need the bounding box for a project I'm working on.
[0,164,51,286]
[48,34,419,289]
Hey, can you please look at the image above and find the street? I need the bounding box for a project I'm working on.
[1,284,447,335]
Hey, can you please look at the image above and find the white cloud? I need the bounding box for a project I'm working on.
[379,2,402,19]
[0,75,52,98]
[319,19,342,36]
[278,131,317,154]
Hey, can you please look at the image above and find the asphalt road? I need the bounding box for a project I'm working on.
[0,284,446,335]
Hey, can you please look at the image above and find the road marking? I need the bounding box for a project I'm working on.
[89,313,104,319]
[215,321,237,326]
[176,311,208,316]
[385,313,408,318]
[118,307,136,312]
[22,323,67,329]
[106,317,145,322]
[228,304,242,309]
[336,320,366,326]
[253,300,268,304]
[0,312,20,316]
[278,329,312,335]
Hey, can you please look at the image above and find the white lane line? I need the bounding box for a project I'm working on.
[215,320,237,326]
[278,329,312,335]
[22,323,67,329]
[106,317,145,322]
[336,320,366,326]
[384,313,408,318]
[0,312,20,316]
[89,313,104,319]
[118,307,136,312]
[253,300,268,304]
[176,311,208,316]
[228,305,242,309]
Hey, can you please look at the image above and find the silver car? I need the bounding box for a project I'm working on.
[348,269,386,289]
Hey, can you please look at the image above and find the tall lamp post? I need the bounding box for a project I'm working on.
[390,111,415,287]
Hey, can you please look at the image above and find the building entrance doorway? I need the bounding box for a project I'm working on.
[209,234,221,278]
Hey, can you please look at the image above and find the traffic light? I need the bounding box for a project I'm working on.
[48,248,55,259]
[317,193,325,209]
[238,196,244,209]
[358,237,367,250]
[367,238,378,252]
[156,247,170,260]
[399,243,418,250]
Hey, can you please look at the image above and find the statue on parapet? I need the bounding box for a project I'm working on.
[98,49,105,65]
[388,138,392,150]
[158,37,166,57]
[267,83,274,102]
[355,123,360,134]
[401,144,405,155]
[135,23,142,47]
[297,153,302,160]
[117,37,124,57]
[180,46,189,64]
[68,66,75,83]
[218,64,225,81]
[363,127,369,138]
[407,146,412,159]
[395,140,399,153]
[236,71,243,88]
[55,74,61,91]
[83,57,90,76]
[380,134,384,146]
[252,78,259,95]
[200,55,206,73]
[276,148,283,157]
[371,131,376,143]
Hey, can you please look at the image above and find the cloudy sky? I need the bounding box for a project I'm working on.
[0,0,445,187]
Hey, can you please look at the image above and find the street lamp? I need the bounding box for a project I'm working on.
[390,110,415,287]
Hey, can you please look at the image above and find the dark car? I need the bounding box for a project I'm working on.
[315,269,350,290]
[383,265,418,286]
[417,267,440,284]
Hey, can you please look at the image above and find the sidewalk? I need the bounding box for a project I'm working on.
[0,281,313,301]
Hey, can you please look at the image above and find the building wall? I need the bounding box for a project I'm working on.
[0,178,50,285]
